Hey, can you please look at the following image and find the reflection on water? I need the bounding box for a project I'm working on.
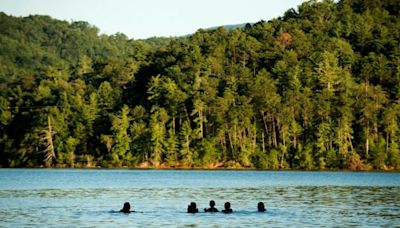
[0,169,399,227]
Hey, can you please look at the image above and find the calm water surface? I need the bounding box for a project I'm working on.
[0,169,399,227]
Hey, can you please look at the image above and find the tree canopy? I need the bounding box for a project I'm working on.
[1,0,400,170]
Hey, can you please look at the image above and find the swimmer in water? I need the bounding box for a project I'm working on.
[222,202,233,213]
[257,202,266,212]
[187,202,199,213]
[120,202,134,213]
[204,200,219,212]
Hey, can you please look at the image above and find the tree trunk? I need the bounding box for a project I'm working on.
[386,130,389,154]
[172,116,176,134]
[43,116,55,167]
[261,111,269,144]
[280,127,286,169]
[366,136,369,159]
[262,132,265,154]
[273,117,278,148]
[347,133,354,152]
[253,122,257,153]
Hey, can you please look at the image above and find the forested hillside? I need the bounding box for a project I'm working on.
[1,0,400,169]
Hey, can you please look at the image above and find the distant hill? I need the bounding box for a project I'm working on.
[1,0,400,170]
[204,23,252,31]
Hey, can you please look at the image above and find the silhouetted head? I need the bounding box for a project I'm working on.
[258,202,266,212]
[188,201,199,213]
[210,200,216,208]
[224,202,231,210]
[121,202,131,213]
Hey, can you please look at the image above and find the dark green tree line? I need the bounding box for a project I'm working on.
[0,0,399,170]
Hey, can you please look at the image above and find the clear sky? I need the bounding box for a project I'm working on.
[0,0,308,39]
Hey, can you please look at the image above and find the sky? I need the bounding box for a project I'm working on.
[0,0,308,39]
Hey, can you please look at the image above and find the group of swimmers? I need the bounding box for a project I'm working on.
[120,201,266,214]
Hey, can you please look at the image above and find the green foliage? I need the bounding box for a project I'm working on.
[1,0,400,169]
[370,136,387,169]
[199,138,221,166]
[180,120,194,167]
[267,149,280,169]
[251,149,268,169]
[149,106,168,167]
[387,142,400,169]
[110,105,132,166]
[165,129,179,166]
[299,144,315,170]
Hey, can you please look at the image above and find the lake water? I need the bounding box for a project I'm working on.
[0,169,399,227]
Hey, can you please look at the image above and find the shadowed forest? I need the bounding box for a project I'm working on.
[1,0,400,170]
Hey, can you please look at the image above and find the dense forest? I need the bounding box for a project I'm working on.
[1,0,400,170]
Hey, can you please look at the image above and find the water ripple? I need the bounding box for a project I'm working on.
[0,170,399,227]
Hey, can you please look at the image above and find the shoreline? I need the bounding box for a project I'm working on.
[1,167,399,172]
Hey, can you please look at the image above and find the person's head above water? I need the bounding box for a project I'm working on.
[187,202,199,213]
[120,202,131,213]
[209,200,216,208]
[204,200,219,212]
[258,202,266,212]
[222,201,232,213]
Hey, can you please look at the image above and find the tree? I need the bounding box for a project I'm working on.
[165,129,179,166]
[110,105,131,166]
[356,84,387,160]
[191,98,206,139]
[42,116,55,167]
[149,106,168,167]
[129,105,148,164]
[1,1,400,170]
[180,120,194,167]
